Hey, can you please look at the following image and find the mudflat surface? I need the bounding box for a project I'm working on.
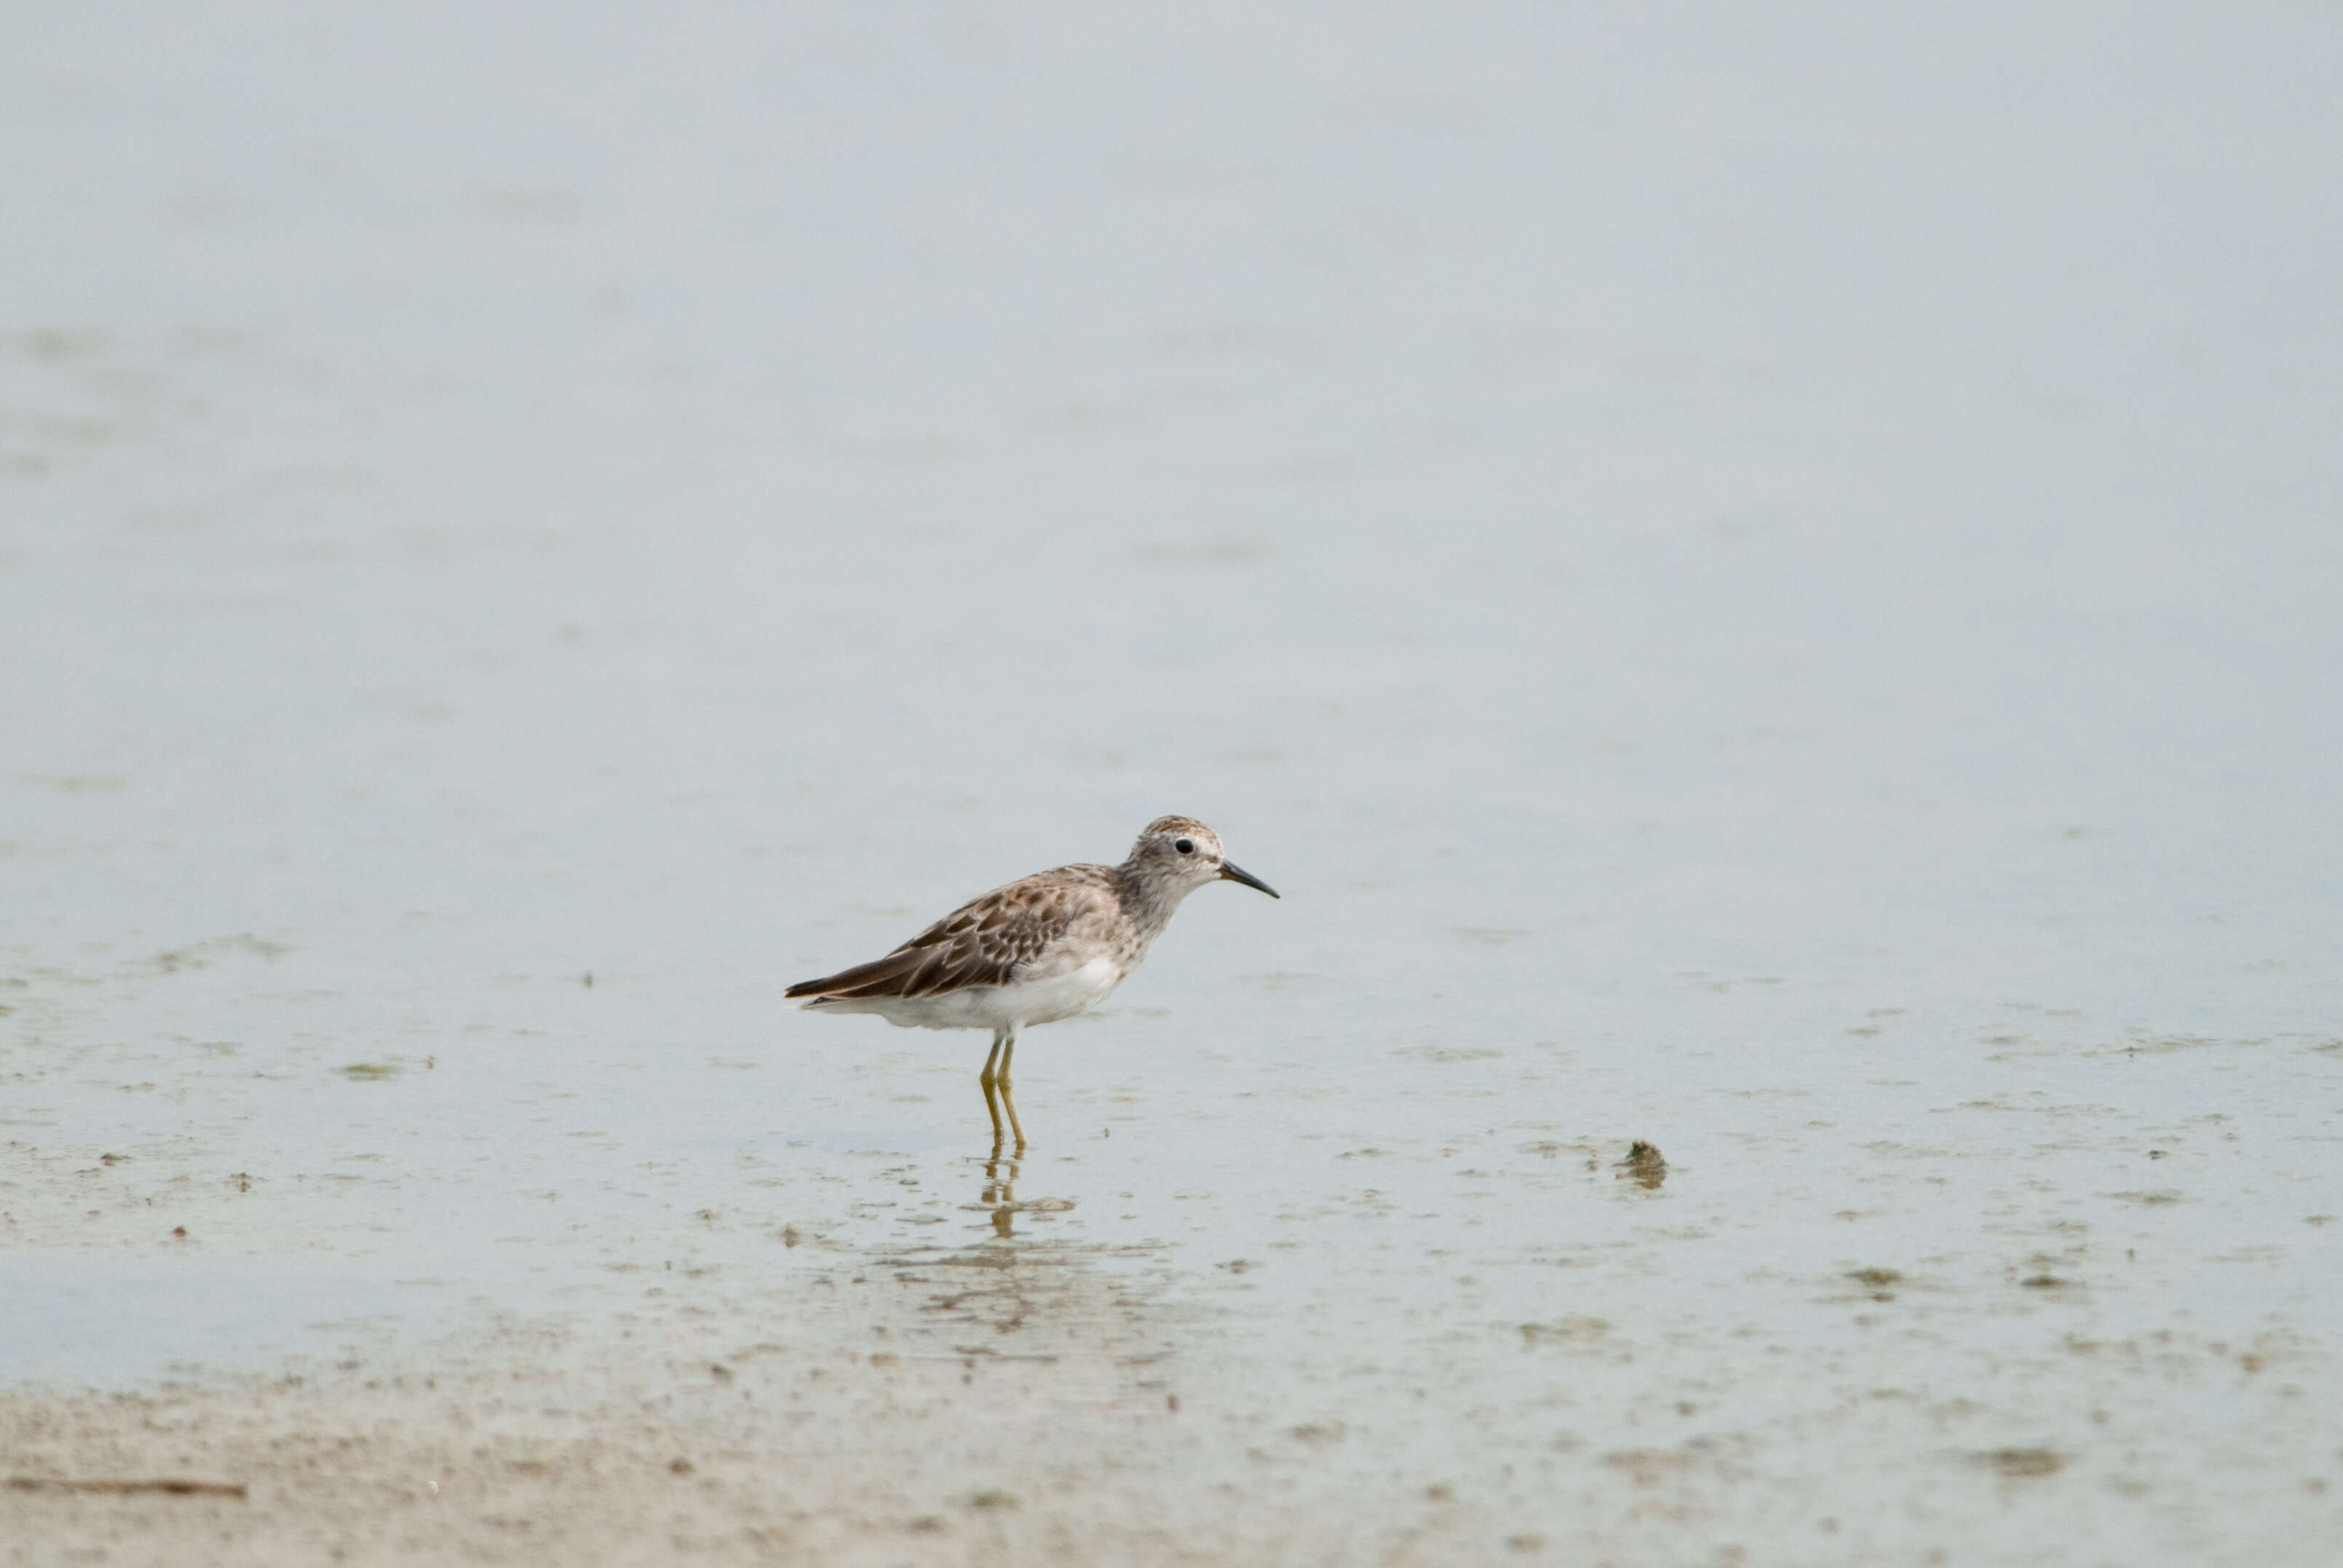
[5,4,2343,1563]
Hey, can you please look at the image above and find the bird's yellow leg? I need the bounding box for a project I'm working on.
[979,1033,1006,1144]
[998,1031,1026,1150]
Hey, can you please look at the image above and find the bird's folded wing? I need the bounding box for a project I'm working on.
[786,874,1104,999]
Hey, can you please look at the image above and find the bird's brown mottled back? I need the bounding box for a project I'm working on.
[785,864,1125,1001]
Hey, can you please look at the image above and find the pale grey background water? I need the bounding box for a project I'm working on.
[4,4,2342,1561]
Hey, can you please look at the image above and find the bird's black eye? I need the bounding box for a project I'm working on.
[1175,838,1194,854]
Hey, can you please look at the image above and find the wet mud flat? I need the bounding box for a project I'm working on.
[3,1288,2334,1568]
[0,1216,1601,1568]
[0,1280,1237,1568]
[5,1254,2305,1568]
[5,1036,2342,1568]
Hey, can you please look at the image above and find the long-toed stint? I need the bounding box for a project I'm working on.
[787,816,1279,1147]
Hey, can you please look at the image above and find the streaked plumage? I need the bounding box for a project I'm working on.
[787,816,1278,1145]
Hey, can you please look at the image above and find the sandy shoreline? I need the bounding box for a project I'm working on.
[0,1262,1556,1568]
[10,1221,2337,1567]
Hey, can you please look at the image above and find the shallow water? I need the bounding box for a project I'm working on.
[5,3,2342,1561]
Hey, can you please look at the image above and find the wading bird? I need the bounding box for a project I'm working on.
[787,816,1279,1146]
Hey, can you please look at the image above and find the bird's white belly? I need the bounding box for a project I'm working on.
[830,956,1127,1032]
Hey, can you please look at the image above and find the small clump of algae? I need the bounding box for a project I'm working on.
[1615,1140,1666,1190]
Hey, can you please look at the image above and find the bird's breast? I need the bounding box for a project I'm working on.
[1004,952,1129,1027]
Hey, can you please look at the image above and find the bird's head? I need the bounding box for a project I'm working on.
[1126,816,1279,899]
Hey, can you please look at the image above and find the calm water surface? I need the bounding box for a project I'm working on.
[4,4,2341,1560]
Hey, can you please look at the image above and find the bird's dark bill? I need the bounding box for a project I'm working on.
[1218,861,1279,898]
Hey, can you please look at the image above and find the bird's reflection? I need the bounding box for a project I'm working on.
[966,1135,1079,1236]
[838,1137,1175,1386]
[879,1138,1071,1344]
[980,1138,1021,1237]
